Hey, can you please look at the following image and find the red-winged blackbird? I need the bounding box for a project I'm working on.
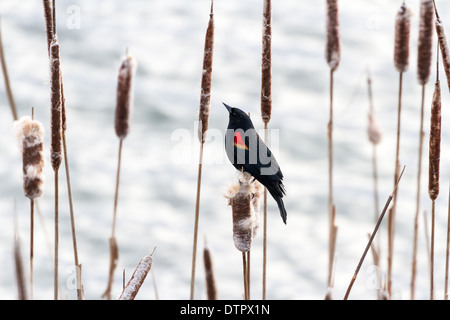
[223,103,287,224]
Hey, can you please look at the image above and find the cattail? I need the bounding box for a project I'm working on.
[14,117,45,199]
[429,80,441,201]
[261,0,272,124]
[118,253,153,300]
[325,0,340,71]
[203,242,218,300]
[224,172,261,252]
[191,0,215,300]
[198,1,214,144]
[368,110,383,145]
[50,39,62,171]
[436,18,450,92]
[42,0,53,54]
[394,3,412,73]
[115,53,136,140]
[418,0,434,85]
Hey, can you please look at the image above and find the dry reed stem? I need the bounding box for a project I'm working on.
[118,252,154,300]
[344,166,406,300]
[0,22,18,121]
[191,0,214,300]
[394,3,412,73]
[203,240,218,300]
[445,180,450,300]
[325,0,340,71]
[14,211,28,300]
[418,0,434,85]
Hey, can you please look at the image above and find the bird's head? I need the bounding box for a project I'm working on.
[223,103,255,130]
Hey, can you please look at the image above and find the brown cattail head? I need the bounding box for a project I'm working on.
[325,0,340,71]
[428,80,441,200]
[198,2,214,144]
[261,0,272,124]
[50,39,62,171]
[115,52,137,140]
[417,0,434,84]
[14,116,45,200]
[368,110,383,145]
[203,242,218,300]
[436,18,450,92]
[42,0,54,54]
[224,172,261,252]
[394,3,412,73]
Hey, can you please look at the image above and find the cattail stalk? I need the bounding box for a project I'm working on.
[14,209,28,300]
[225,172,261,300]
[191,0,214,300]
[411,0,434,300]
[388,2,411,298]
[261,0,272,300]
[118,252,154,300]
[445,181,450,300]
[14,116,45,299]
[428,56,441,300]
[49,38,62,300]
[344,166,405,300]
[203,239,218,300]
[325,0,340,298]
[103,51,136,300]
[367,71,383,299]
[0,22,18,121]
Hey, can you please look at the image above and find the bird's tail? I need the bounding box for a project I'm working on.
[275,196,287,224]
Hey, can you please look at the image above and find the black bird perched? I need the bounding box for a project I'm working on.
[223,103,287,224]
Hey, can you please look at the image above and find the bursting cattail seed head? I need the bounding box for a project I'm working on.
[325,0,340,71]
[115,53,137,140]
[224,172,261,252]
[14,116,45,200]
[198,4,214,144]
[50,39,62,171]
[428,80,441,201]
[417,0,434,85]
[394,3,412,73]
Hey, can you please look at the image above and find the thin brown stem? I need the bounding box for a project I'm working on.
[411,84,426,299]
[431,200,435,300]
[344,166,406,300]
[54,169,59,300]
[29,199,34,300]
[62,131,82,299]
[190,142,204,300]
[0,22,18,121]
[262,124,268,300]
[445,181,450,300]
[388,71,403,298]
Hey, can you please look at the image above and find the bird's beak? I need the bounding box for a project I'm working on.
[223,103,232,113]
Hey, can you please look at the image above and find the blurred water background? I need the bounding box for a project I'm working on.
[1,0,450,300]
